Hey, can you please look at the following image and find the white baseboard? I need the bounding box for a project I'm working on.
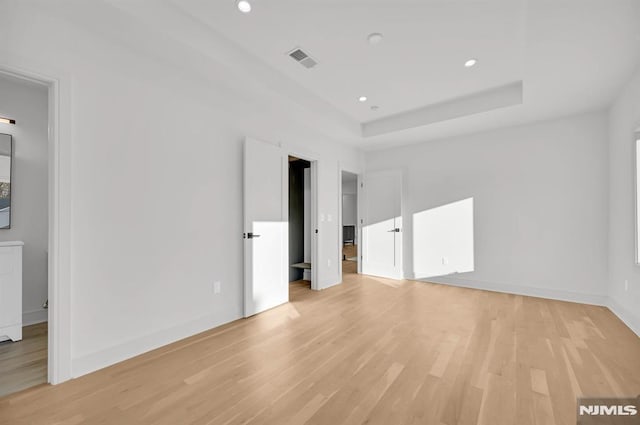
[70,277,639,381]
[316,272,342,291]
[416,276,639,337]
[607,297,640,337]
[23,309,48,326]
[420,275,608,306]
[72,311,240,378]
[317,279,342,291]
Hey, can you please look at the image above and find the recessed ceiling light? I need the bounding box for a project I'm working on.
[370,105,379,111]
[367,33,384,45]
[237,0,252,13]
[358,96,368,102]
[464,58,478,68]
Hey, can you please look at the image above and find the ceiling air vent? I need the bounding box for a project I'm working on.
[288,48,317,69]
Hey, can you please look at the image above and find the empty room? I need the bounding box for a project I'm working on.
[1,1,639,424]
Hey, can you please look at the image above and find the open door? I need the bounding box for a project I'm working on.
[244,138,288,317]
[362,169,403,279]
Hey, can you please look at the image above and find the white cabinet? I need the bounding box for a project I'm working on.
[0,241,23,342]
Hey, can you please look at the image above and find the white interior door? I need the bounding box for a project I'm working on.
[362,169,403,279]
[244,138,288,317]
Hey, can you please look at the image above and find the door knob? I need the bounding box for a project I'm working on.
[246,232,261,239]
[387,228,401,233]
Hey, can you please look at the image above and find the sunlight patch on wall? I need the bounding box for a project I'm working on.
[413,198,474,279]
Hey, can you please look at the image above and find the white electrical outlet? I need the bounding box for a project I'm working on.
[213,281,221,294]
[327,259,331,267]
[442,257,449,265]
[625,280,629,291]
[327,214,332,222]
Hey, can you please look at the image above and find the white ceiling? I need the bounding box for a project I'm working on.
[172,0,525,123]
[114,0,640,150]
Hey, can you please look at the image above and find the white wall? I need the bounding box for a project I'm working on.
[0,74,49,326]
[341,175,357,247]
[413,197,474,279]
[1,1,362,379]
[366,111,610,304]
[342,195,357,226]
[608,67,640,335]
[342,177,357,195]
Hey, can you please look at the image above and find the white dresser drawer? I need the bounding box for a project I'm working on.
[0,241,23,342]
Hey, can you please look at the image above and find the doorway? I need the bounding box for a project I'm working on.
[0,63,72,386]
[243,138,318,317]
[341,170,359,276]
[288,156,313,289]
[0,72,50,396]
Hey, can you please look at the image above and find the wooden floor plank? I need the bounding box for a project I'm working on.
[0,323,47,399]
[1,274,639,425]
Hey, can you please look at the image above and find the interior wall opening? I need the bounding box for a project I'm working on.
[0,72,50,397]
[341,170,358,276]
[288,156,312,291]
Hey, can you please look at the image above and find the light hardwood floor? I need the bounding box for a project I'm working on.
[342,244,357,261]
[0,323,47,398]
[1,275,639,425]
[342,244,357,275]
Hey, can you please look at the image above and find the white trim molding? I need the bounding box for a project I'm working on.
[23,309,48,326]
[419,275,608,306]
[0,59,74,385]
[72,311,238,378]
[607,297,640,337]
[414,276,639,337]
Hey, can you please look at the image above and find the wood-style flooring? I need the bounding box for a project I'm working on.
[342,244,357,261]
[0,323,47,398]
[342,244,357,275]
[1,275,639,425]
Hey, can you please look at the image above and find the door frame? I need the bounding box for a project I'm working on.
[287,150,319,291]
[338,164,362,278]
[242,140,321,317]
[0,63,73,384]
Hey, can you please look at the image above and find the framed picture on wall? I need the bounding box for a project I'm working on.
[0,134,13,229]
